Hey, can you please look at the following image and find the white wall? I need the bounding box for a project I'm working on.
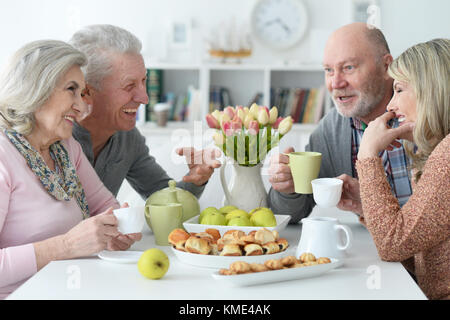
[1,0,449,68]
[380,0,450,57]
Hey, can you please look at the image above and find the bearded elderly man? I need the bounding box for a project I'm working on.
[268,22,413,223]
[69,24,220,200]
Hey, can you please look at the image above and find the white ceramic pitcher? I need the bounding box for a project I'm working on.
[220,159,268,212]
[296,217,353,259]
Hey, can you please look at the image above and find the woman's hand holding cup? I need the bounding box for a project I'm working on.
[109,202,143,250]
[62,207,120,258]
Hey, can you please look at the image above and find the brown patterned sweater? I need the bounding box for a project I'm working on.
[356,134,450,300]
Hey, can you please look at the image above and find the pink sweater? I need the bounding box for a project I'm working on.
[0,132,119,299]
[356,134,450,300]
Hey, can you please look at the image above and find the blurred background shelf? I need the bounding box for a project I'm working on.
[143,61,331,128]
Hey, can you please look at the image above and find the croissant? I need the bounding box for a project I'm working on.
[276,238,289,251]
[220,244,242,256]
[271,230,279,240]
[194,232,215,244]
[261,241,280,254]
[185,236,211,255]
[205,228,221,242]
[243,243,263,256]
[240,233,256,244]
[223,230,245,240]
[168,228,190,251]
[254,228,276,245]
[210,243,220,256]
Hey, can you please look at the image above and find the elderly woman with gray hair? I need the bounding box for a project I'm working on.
[0,40,141,299]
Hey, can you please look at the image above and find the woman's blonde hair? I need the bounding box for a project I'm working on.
[0,40,87,135]
[388,38,450,182]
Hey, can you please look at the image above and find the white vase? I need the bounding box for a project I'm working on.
[220,159,268,212]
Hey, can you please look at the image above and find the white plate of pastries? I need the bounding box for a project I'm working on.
[183,214,291,235]
[168,228,292,269]
[211,252,343,287]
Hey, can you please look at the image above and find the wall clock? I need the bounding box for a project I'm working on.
[251,0,308,50]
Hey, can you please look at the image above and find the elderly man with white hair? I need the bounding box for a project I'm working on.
[70,24,221,201]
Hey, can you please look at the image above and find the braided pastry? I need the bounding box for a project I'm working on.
[229,261,251,274]
[249,263,269,272]
[299,252,316,263]
[280,255,297,267]
[317,257,331,264]
[264,259,283,270]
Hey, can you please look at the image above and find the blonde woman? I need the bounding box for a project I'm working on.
[357,38,449,300]
[0,40,141,299]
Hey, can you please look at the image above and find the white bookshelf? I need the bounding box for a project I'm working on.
[143,60,327,129]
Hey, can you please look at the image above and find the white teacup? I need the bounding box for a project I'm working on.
[113,206,145,234]
[296,217,353,259]
[311,178,343,208]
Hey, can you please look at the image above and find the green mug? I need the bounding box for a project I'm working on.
[145,203,183,246]
[288,152,322,194]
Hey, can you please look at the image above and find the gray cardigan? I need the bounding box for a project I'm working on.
[268,108,353,223]
[72,124,205,199]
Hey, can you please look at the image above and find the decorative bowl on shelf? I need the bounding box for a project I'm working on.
[209,49,252,63]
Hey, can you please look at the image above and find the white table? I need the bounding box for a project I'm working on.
[7,207,426,300]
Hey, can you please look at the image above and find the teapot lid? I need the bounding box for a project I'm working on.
[168,180,177,190]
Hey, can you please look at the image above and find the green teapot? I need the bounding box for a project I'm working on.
[144,180,200,230]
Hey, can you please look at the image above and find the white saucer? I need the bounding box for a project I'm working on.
[97,250,143,264]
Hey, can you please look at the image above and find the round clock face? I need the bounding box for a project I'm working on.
[251,0,308,49]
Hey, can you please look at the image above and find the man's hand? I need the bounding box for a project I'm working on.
[336,174,363,216]
[268,147,296,194]
[176,147,222,186]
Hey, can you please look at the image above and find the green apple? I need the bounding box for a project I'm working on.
[249,207,273,217]
[219,205,238,214]
[225,209,249,221]
[199,206,220,222]
[250,209,277,227]
[137,248,170,280]
[200,212,227,226]
[227,216,253,226]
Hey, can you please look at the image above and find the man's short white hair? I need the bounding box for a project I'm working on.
[0,40,87,135]
[69,24,142,90]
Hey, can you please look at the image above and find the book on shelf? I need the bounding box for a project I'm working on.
[248,92,263,107]
[145,69,163,121]
[209,86,233,112]
[144,68,200,123]
[185,86,202,122]
[271,86,330,124]
[160,90,194,122]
